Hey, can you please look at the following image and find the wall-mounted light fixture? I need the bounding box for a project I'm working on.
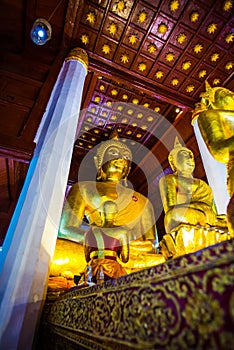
[30,0,64,46]
[30,18,52,45]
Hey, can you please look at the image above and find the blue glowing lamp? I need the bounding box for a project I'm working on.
[30,18,52,46]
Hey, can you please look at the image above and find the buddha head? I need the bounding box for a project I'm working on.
[192,81,234,121]
[94,129,132,183]
[168,137,195,177]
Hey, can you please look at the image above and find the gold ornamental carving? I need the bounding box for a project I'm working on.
[66,48,89,73]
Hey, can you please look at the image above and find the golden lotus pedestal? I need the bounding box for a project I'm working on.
[38,237,234,350]
[160,223,230,260]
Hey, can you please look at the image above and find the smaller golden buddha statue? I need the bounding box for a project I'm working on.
[159,137,226,259]
[84,200,129,283]
[192,82,234,236]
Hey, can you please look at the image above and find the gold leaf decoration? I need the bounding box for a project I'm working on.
[116,0,126,11]
[120,53,129,64]
[108,22,118,36]
[86,11,96,24]
[99,84,105,91]
[198,70,207,78]
[210,53,220,62]
[213,78,220,85]
[155,70,164,79]
[225,33,234,44]
[177,33,187,44]
[122,94,128,100]
[190,11,199,22]
[132,122,137,127]
[166,52,175,62]
[111,89,118,96]
[138,62,147,72]
[111,114,117,120]
[225,61,234,70]
[128,34,138,45]
[81,33,89,45]
[137,113,143,118]
[121,117,128,123]
[127,109,133,115]
[186,85,195,93]
[223,0,233,11]
[132,98,139,104]
[91,107,96,113]
[171,78,179,86]
[182,61,191,70]
[147,116,154,122]
[158,23,168,34]
[154,107,160,112]
[170,0,180,12]
[147,43,157,54]
[106,101,112,107]
[102,44,111,55]
[138,10,147,23]
[207,23,217,34]
[193,43,203,54]
[183,291,224,337]
[144,103,150,108]
[142,125,148,129]
[94,96,101,102]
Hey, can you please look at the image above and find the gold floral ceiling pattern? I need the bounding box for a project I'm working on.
[77,0,233,97]
[74,0,233,152]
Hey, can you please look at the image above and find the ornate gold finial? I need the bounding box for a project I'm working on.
[65,48,89,73]
[94,130,132,170]
[168,137,193,172]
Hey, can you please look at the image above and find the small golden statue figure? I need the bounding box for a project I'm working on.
[84,201,129,283]
[192,82,234,236]
[159,137,227,260]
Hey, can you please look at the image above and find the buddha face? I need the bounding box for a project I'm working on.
[212,89,234,110]
[175,150,195,176]
[101,145,131,182]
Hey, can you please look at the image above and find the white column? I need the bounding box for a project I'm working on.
[0,48,88,349]
[193,119,229,214]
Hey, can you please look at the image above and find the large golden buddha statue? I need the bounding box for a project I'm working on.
[59,131,157,244]
[192,82,234,236]
[51,130,160,277]
[159,137,227,259]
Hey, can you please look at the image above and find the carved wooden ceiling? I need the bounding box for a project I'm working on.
[0,0,234,242]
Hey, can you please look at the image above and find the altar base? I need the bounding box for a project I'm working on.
[39,239,234,350]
